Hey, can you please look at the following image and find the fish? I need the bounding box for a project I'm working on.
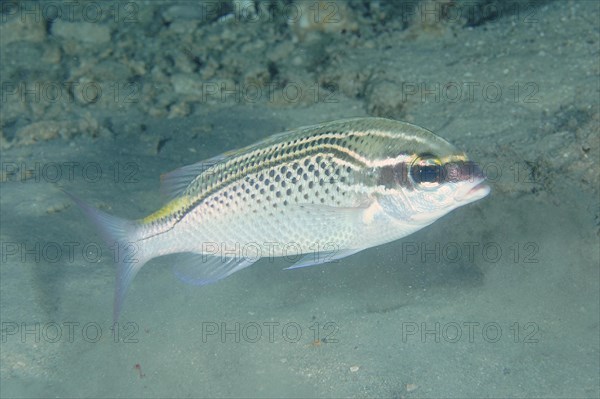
[65,117,490,319]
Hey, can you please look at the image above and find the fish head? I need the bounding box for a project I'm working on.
[375,152,490,225]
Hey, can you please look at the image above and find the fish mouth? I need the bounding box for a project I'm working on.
[468,181,491,196]
[455,179,491,203]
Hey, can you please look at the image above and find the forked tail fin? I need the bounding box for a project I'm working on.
[62,190,149,321]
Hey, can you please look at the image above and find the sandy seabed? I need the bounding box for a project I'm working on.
[1,1,598,397]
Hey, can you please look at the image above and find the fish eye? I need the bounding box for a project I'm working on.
[410,155,443,188]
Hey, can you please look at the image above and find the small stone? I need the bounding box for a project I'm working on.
[163,5,208,23]
[365,79,406,119]
[51,21,110,44]
[47,202,69,214]
[406,383,418,392]
[0,17,46,44]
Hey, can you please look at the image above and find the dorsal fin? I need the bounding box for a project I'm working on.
[160,155,226,200]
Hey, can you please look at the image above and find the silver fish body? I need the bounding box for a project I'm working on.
[67,117,490,318]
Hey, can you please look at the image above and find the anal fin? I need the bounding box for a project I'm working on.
[284,248,362,270]
[172,252,258,286]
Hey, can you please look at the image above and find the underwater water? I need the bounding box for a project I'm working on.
[1,1,599,398]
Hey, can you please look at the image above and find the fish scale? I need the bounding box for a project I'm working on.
[66,117,490,319]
